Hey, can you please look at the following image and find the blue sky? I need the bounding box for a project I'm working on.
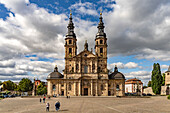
[0,0,170,85]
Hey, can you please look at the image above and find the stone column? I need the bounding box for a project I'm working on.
[74,82,76,96]
[95,61,97,73]
[79,81,81,96]
[57,83,59,95]
[91,80,93,96]
[78,61,82,73]
[74,61,76,73]
[96,81,98,96]
[91,61,93,73]
[64,82,66,96]
[105,81,108,96]
[47,81,51,96]
[59,83,61,95]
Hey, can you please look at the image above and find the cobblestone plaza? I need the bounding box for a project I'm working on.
[0,96,170,113]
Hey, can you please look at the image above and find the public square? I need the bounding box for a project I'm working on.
[0,96,170,113]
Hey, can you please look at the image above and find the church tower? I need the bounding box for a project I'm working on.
[95,12,108,74]
[65,12,77,58]
[95,12,107,58]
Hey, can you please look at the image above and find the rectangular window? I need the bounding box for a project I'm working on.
[100,48,103,53]
[69,48,72,53]
[116,85,119,91]
[69,40,72,44]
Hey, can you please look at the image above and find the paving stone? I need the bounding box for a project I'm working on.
[0,96,170,113]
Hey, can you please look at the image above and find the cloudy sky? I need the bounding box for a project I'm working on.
[0,0,170,85]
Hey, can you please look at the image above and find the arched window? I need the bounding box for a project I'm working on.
[98,67,101,73]
[84,54,87,57]
[116,85,119,91]
[100,40,103,44]
[69,40,72,44]
[92,64,95,71]
[52,85,56,91]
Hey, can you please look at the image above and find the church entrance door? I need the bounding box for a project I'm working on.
[84,88,88,96]
[108,91,111,96]
[61,90,64,96]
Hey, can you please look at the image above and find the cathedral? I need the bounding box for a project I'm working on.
[47,12,125,96]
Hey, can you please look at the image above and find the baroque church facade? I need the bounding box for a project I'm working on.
[47,12,125,96]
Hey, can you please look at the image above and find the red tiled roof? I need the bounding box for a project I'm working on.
[125,78,143,84]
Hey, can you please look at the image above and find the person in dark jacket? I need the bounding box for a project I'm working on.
[40,98,42,103]
[43,97,46,103]
[55,101,60,111]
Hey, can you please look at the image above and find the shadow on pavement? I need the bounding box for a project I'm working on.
[49,109,69,112]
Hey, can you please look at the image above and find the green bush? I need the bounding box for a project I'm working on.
[167,95,170,100]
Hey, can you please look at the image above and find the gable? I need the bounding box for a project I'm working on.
[74,50,97,58]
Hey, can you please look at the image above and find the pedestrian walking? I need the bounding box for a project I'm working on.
[43,97,46,103]
[46,102,50,112]
[55,101,60,111]
[40,98,42,103]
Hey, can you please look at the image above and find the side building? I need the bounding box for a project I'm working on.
[125,78,143,95]
[46,12,125,96]
[161,66,170,95]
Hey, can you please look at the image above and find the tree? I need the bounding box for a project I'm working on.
[151,63,163,94]
[0,81,2,85]
[136,81,141,96]
[148,81,152,87]
[3,80,17,90]
[162,73,165,86]
[18,78,33,92]
[37,83,47,95]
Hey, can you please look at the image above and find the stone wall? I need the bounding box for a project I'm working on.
[143,87,155,95]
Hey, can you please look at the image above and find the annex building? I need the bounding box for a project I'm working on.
[47,12,125,96]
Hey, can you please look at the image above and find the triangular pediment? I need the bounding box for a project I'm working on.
[74,50,97,58]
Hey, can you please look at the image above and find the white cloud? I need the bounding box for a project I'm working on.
[0,60,15,68]
[124,62,138,69]
[0,0,67,61]
[125,71,151,85]
[135,49,170,61]
[0,58,65,81]
[0,0,170,82]
[104,0,170,61]
[161,65,169,69]
[69,2,98,16]
[109,62,141,69]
